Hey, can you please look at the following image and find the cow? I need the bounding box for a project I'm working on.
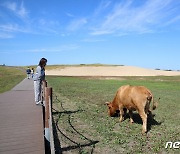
[105,85,159,134]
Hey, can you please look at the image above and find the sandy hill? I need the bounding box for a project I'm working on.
[46,65,180,76]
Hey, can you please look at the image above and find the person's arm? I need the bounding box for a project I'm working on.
[41,69,45,81]
[36,66,42,80]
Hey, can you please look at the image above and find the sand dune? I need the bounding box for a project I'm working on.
[46,66,180,76]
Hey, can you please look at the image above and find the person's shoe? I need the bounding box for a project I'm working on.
[36,101,43,106]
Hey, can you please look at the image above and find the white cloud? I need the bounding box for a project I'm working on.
[67,18,87,31]
[0,33,14,39]
[91,0,180,35]
[90,30,113,35]
[0,24,30,33]
[3,1,28,19]
[164,15,180,26]
[1,0,179,39]
[37,18,60,35]
[0,24,18,32]
[2,44,80,53]
[18,1,28,18]
[94,0,112,16]
[42,44,79,52]
[0,44,79,53]
[66,12,75,18]
[81,38,106,43]
[5,1,16,11]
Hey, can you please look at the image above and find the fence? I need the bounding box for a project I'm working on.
[42,80,55,154]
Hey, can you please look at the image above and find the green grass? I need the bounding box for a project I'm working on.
[46,76,180,154]
[0,66,26,93]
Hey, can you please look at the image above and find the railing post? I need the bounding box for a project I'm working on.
[45,87,50,141]
[43,84,54,153]
[42,80,47,101]
[48,89,55,154]
[44,88,52,139]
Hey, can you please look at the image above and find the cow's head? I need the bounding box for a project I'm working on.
[105,102,117,117]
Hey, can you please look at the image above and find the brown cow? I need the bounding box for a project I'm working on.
[105,85,158,134]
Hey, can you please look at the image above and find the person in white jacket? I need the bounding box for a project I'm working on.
[33,58,47,105]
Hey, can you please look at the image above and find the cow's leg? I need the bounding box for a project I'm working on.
[148,109,153,119]
[129,110,134,123]
[145,102,153,122]
[145,100,153,119]
[119,106,124,122]
[139,111,147,134]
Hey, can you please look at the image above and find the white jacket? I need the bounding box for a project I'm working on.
[33,66,45,81]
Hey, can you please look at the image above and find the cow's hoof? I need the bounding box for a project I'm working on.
[142,130,147,135]
[119,118,124,122]
[130,119,134,124]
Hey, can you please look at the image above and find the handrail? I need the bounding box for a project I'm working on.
[42,80,55,154]
[49,95,55,154]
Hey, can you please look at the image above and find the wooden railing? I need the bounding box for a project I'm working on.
[42,80,55,154]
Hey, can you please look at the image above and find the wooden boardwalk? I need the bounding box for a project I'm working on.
[0,78,45,154]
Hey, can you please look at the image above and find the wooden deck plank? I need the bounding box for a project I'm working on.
[0,78,45,154]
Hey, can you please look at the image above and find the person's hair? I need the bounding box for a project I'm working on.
[39,58,47,67]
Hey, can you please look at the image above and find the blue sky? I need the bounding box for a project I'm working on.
[0,0,180,70]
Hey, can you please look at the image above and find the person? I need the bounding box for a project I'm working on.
[26,67,31,79]
[31,68,34,78]
[33,58,47,105]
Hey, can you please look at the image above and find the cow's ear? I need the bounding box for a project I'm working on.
[105,102,110,106]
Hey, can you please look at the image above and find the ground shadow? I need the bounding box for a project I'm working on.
[52,94,99,154]
[125,112,162,132]
[113,110,162,133]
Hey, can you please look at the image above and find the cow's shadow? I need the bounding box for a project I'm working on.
[130,113,162,132]
[114,110,162,132]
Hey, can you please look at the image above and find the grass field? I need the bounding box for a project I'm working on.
[46,76,180,154]
[0,66,26,93]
